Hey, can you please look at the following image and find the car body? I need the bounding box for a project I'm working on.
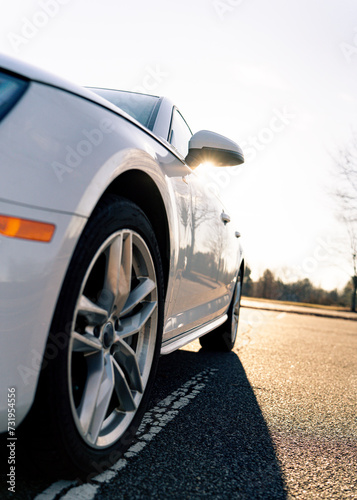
[0,54,244,476]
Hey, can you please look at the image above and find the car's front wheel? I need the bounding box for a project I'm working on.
[22,196,164,478]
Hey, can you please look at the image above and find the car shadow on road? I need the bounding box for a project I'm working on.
[99,347,289,499]
[0,347,288,499]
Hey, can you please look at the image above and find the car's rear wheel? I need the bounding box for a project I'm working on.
[21,196,164,478]
[199,269,242,352]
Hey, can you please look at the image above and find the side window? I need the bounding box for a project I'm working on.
[169,108,192,158]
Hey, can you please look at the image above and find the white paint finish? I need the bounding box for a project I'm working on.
[163,167,239,339]
[0,54,164,141]
[0,55,243,447]
[38,368,218,500]
[0,82,171,218]
[189,130,244,160]
[0,201,86,432]
[161,315,228,354]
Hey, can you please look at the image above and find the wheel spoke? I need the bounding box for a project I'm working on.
[120,277,156,317]
[98,234,122,313]
[77,295,108,326]
[113,337,143,392]
[112,357,136,411]
[113,232,132,316]
[117,301,157,339]
[97,232,133,317]
[78,352,114,445]
[72,331,103,353]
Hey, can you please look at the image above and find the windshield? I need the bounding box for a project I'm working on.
[90,88,160,130]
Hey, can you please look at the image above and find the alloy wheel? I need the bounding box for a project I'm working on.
[68,229,158,449]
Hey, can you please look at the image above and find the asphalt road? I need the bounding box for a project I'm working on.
[1,307,356,499]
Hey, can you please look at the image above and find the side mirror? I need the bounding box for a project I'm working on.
[185,130,244,168]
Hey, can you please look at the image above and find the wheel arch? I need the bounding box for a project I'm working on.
[97,170,171,294]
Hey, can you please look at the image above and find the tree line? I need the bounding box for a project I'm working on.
[332,134,357,311]
[243,266,354,309]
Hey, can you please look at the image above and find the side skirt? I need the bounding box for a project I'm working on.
[160,315,228,355]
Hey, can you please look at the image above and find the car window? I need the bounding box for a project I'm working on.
[90,88,160,129]
[169,108,192,158]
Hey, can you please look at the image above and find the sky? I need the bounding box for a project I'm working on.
[1,0,357,290]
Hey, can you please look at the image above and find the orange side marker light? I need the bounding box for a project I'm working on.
[0,215,56,242]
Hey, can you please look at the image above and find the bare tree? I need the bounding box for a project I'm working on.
[333,135,357,311]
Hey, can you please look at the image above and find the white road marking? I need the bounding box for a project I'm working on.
[35,368,218,500]
[34,480,77,500]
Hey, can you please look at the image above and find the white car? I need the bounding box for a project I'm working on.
[0,54,244,477]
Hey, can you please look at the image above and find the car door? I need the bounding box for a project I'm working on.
[182,170,235,327]
[163,108,237,338]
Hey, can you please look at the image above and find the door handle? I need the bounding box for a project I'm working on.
[220,212,231,225]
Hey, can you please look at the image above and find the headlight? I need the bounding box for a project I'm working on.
[0,71,29,122]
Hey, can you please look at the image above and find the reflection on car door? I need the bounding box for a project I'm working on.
[165,170,237,339]
[163,107,239,339]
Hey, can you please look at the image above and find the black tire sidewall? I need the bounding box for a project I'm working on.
[199,268,242,352]
[229,269,242,346]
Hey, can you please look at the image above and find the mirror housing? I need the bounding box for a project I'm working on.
[185,130,244,168]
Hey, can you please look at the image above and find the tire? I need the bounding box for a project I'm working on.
[199,269,242,352]
[20,195,164,479]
